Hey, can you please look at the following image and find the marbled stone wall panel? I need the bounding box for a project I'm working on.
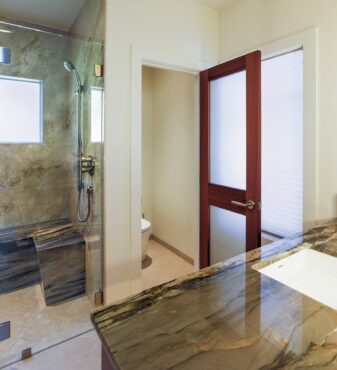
[0,24,77,228]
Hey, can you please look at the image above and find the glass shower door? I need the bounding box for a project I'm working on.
[0,0,105,366]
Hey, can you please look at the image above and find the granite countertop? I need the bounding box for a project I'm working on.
[92,220,337,370]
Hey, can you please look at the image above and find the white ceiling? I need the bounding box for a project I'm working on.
[0,0,86,31]
[196,0,239,10]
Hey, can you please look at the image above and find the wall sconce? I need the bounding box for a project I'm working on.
[0,47,10,64]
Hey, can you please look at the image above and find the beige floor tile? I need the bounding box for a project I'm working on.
[141,240,195,291]
[0,285,93,368]
[1,241,194,369]
[2,331,101,370]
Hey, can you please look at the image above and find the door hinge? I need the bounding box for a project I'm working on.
[95,64,104,78]
[95,290,104,306]
[22,348,32,360]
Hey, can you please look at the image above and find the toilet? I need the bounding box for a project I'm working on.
[141,218,151,261]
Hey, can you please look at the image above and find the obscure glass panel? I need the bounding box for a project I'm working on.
[262,49,303,237]
[210,206,246,265]
[0,47,10,64]
[90,87,104,143]
[0,76,42,143]
[210,71,246,190]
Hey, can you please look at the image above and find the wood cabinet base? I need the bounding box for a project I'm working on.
[102,345,118,370]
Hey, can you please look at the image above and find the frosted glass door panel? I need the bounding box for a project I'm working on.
[210,206,246,265]
[210,71,246,190]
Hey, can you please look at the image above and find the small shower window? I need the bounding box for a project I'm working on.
[90,87,103,143]
[0,75,43,143]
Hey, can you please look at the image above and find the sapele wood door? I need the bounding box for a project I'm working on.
[200,51,262,268]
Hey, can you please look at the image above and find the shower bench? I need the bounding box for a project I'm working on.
[0,219,85,305]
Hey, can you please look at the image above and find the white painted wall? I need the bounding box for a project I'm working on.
[218,0,337,222]
[141,67,154,224]
[142,67,196,260]
[104,0,219,304]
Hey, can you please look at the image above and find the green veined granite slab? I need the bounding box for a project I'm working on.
[92,219,337,370]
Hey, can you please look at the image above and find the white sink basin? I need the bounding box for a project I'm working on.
[258,249,337,310]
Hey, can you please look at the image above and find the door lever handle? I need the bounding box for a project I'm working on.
[231,200,255,210]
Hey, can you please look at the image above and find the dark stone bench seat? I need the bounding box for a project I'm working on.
[34,226,85,305]
[0,237,40,295]
[0,219,85,305]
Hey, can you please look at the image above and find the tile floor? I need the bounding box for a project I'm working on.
[0,285,92,368]
[2,331,101,370]
[141,240,195,290]
[1,240,194,369]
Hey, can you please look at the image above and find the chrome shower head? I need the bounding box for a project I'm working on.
[63,60,83,92]
[63,60,75,72]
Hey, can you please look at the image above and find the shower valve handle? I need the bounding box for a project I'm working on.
[81,155,95,176]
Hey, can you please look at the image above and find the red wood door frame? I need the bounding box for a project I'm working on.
[200,51,261,269]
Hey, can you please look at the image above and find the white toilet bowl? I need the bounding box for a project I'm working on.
[141,218,151,261]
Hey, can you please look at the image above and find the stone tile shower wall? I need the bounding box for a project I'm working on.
[0,25,77,228]
[69,0,105,305]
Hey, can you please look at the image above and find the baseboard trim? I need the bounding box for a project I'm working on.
[150,235,194,266]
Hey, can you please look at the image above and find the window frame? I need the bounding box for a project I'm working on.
[259,28,317,233]
[219,28,317,234]
[90,86,104,144]
[261,48,304,238]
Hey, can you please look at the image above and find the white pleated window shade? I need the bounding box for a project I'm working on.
[261,49,304,237]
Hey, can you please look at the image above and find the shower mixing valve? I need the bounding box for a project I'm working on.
[81,154,95,176]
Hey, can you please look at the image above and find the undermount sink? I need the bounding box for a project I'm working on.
[258,249,337,310]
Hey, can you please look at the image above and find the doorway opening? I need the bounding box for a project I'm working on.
[140,66,197,290]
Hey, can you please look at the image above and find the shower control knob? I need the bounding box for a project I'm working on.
[81,155,95,176]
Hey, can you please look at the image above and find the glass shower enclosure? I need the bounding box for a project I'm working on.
[0,0,105,367]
